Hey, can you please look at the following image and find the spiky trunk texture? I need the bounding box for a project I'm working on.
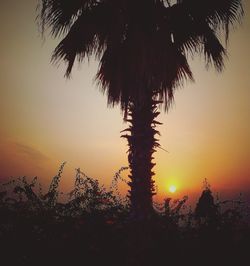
[122,93,161,220]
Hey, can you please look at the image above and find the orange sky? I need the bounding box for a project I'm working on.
[0,0,249,205]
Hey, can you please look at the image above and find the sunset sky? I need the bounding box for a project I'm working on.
[0,0,249,204]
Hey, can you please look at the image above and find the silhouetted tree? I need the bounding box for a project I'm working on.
[195,179,219,225]
[37,0,243,219]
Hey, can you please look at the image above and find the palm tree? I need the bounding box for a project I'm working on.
[38,0,243,220]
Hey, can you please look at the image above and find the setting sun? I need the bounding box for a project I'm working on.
[169,185,177,193]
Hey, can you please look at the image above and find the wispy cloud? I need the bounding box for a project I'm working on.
[13,142,49,162]
[0,139,50,179]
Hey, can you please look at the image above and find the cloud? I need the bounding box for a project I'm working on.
[13,142,49,162]
[0,139,51,179]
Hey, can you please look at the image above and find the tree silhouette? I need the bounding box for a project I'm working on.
[195,179,219,225]
[37,0,243,219]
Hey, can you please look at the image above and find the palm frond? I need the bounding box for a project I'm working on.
[37,0,96,37]
[182,0,243,41]
[167,1,238,72]
[202,26,226,71]
[51,2,127,77]
[52,14,96,77]
[155,46,194,111]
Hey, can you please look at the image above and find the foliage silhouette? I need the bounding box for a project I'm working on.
[195,179,219,225]
[37,0,244,219]
[0,166,249,265]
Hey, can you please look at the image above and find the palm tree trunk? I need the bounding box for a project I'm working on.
[122,93,161,220]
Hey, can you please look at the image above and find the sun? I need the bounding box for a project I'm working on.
[169,185,177,193]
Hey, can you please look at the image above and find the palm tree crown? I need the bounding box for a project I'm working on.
[38,0,243,113]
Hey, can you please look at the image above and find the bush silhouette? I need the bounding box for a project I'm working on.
[195,179,219,225]
[0,167,249,266]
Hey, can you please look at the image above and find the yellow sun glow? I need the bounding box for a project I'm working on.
[169,185,177,193]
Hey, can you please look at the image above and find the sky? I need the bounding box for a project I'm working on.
[0,0,249,205]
